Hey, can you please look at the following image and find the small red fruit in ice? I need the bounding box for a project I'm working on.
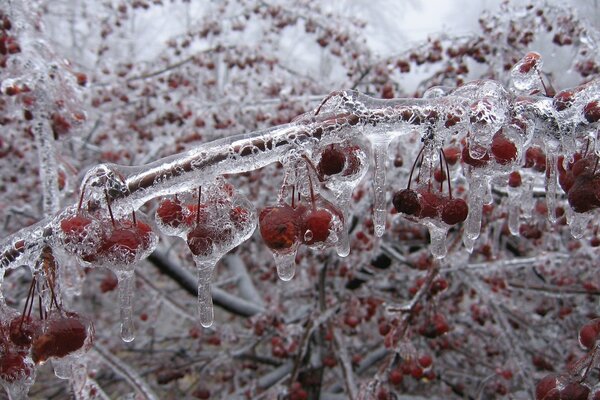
[259,205,299,251]
[441,198,468,225]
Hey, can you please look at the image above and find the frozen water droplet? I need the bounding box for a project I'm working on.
[116,271,136,342]
[274,251,296,281]
[372,140,390,237]
[303,230,313,242]
[194,257,216,328]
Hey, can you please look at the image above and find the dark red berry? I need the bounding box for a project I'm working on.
[318,144,345,176]
[441,198,468,225]
[259,205,299,250]
[518,52,541,74]
[301,209,332,245]
[393,189,421,216]
[508,171,522,187]
[535,374,559,400]
[568,175,600,213]
[156,199,184,228]
[584,100,600,123]
[491,130,517,165]
[32,314,88,363]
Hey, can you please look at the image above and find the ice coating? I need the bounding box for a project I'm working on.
[155,179,258,326]
[371,139,390,238]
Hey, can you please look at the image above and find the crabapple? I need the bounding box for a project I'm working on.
[259,204,300,251]
[441,198,469,225]
[393,189,421,216]
[318,144,346,176]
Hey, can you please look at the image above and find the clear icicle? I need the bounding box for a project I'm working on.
[545,153,558,224]
[507,189,521,235]
[273,251,297,281]
[32,118,61,216]
[428,223,448,259]
[568,210,591,239]
[372,141,390,237]
[193,257,217,328]
[334,186,353,257]
[463,234,476,253]
[116,271,136,342]
[465,178,485,241]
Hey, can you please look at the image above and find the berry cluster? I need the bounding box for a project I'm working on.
[557,153,600,213]
[393,146,468,227]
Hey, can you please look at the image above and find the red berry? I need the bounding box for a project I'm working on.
[418,191,444,219]
[99,220,153,264]
[462,143,490,167]
[318,144,346,176]
[156,199,184,228]
[579,319,600,349]
[553,90,575,111]
[536,375,559,400]
[419,313,449,338]
[584,100,600,123]
[187,224,229,257]
[508,171,522,188]
[389,369,403,385]
[567,175,600,213]
[32,314,88,363]
[441,198,468,225]
[9,316,40,347]
[259,205,299,251]
[301,209,332,245]
[0,350,32,383]
[418,354,433,369]
[518,51,541,74]
[60,215,92,240]
[491,130,517,165]
[393,189,421,216]
[560,382,590,400]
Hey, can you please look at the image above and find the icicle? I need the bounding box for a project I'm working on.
[428,223,448,259]
[371,140,390,237]
[115,271,136,342]
[193,257,217,328]
[52,358,72,379]
[32,117,61,216]
[545,152,558,224]
[333,186,353,257]
[463,234,476,253]
[465,177,485,241]
[568,209,591,239]
[507,178,522,235]
[273,251,297,281]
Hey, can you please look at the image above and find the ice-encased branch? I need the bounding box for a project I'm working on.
[0,83,592,273]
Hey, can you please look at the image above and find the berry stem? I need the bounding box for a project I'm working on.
[408,144,426,190]
[20,275,37,328]
[104,189,116,227]
[441,149,453,199]
[77,182,87,213]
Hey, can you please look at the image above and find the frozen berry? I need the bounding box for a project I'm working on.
[393,189,421,215]
[302,209,332,245]
[535,374,559,400]
[491,130,517,165]
[441,198,468,225]
[318,144,346,176]
[32,314,88,363]
[259,205,299,251]
[508,171,522,187]
[584,100,600,123]
[156,199,184,228]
